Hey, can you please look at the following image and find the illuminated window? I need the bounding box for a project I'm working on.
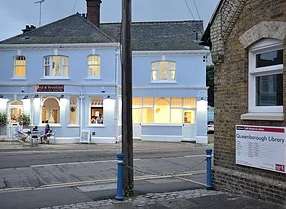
[9,100,23,123]
[132,97,196,124]
[88,55,101,79]
[132,97,142,124]
[14,56,26,78]
[44,56,69,77]
[69,96,78,125]
[171,97,183,124]
[152,61,176,81]
[42,97,60,124]
[90,97,103,125]
[142,97,154,123]
[154,98,170,123]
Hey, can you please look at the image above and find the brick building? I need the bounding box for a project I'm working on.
[202,0,286,204]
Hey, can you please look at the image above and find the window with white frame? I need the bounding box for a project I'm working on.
[249,39,283,113]
[88,55,101,79]
[90,97,104,125]
[44,55,69,78]
[151,61,176,81]
[132,97,196,124]
[41,97,60,124]
[69,96,79,125]
[14,56,26,78]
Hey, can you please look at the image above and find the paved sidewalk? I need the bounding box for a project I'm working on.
[40,189,285,209]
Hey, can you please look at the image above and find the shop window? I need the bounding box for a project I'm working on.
[14,56,26,78]
[152,61,176,81]
[154,98,170,123]
[90,97,103,124]
[69,96,78,125]
[88,55,101,79]
[132,97,142,124]
[132,97,196,124]
[42,97,60,124]
[44,55,69,78]
[142,97,154,123]
[183,110,195,124]
[249,39,283,113]
[9,100,23,123]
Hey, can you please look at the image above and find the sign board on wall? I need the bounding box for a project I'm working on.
[36,85,64,92]
[236,125,286,174]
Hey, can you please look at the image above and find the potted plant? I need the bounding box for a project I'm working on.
[18,114,31,128]
[0,113,8,136]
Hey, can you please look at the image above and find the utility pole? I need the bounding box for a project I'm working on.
[35,0,45,26]
[121,0,134,197]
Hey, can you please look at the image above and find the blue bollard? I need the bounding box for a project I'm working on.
[115,153,124,201]
[206,149,213,190]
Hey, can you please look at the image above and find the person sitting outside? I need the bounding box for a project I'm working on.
[41,123,52,144]
[15,122,28,142]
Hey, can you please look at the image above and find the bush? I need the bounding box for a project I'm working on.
[0,113,8,126]
[18,114,31,126]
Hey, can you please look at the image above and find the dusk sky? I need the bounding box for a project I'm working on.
[0,0,219,41]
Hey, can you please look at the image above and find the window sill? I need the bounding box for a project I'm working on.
[11,77,27,80]
[150,80,177,84]
[40,77,70,80]
[85,77,102,80]
[67,124,80,128]
[88,124,105,128]
[240,112,284,121]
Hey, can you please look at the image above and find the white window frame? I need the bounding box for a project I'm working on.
[87,55,101,79]
[43,55,69,79]
[89,96,104,126]
[13,55,27,78]
[248,39,283,113]
[151,60,176,82]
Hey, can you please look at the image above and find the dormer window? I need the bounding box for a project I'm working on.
[151,61,176,81]
[14,56,26,78]
[44,55,69,78]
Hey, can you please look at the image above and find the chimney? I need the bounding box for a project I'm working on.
[22,25,36,34]
[86,0,102,27]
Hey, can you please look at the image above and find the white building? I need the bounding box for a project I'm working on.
[0,0,209,144]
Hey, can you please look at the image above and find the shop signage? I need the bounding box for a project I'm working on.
[236,125,286,174]
[37,85,64,92]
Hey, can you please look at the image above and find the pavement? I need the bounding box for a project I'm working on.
[2,136,282,209]
[39,189,285,209]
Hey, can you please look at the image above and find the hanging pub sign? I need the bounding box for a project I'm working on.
[236,125,286,174]
[36,85,64,92]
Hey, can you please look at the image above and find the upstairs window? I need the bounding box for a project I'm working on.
[44,56,69,78]
[152,61,176,81]
[88,55,101,79]
[249,39,283,113]
[14,56,26,78]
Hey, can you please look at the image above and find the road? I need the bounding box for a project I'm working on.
[0,141,210,209]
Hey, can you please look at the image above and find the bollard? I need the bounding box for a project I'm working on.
[206,149,213,190]
[115,153,124,201]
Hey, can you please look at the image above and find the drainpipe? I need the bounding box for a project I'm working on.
[80,93,84,140]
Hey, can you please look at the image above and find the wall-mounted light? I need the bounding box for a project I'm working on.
[0,95,3,99]
[23,95,29,100]
[106,95,111,99]
[34,94,39,98]
[60,95,64,99]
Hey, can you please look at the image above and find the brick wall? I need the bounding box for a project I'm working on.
[211,0,286,205]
